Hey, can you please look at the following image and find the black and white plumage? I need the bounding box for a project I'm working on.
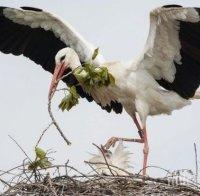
[0,6,122,114]
[0,5,200,176]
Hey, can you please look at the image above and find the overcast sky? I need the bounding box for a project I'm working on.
[0,0,200,188]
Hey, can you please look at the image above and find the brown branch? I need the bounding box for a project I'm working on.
[48,97,71,145]
[2,162,200,195]
[8,135,32,162]
[85,162,101,176]
[84,161,132,176]
[55,88,69,92]
[137,165,170,175]
[0,178,11,188]
[46,173,58,196]
[194,143,198,183]
[47,66,84,145]
[35,122,53,147]
[92,143,115,176]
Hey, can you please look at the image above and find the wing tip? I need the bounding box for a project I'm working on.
[162,5,182,8]
[0,7,7,14]
[0,6,43,13]
[194,8,200,16]
[100,101,123,114]
[20,6,43,12]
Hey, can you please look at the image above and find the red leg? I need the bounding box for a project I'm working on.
[142,125,149,176]
[104,113,149,176]
[132,114,144,139]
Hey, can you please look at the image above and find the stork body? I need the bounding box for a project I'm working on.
[0,5,200,176]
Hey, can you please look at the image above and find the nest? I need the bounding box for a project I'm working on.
[3,174,200,196]
[1,141,200,195]
[1,160,200,196]
[1,100,200,195]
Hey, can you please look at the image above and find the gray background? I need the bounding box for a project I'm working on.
[0,0,200,183]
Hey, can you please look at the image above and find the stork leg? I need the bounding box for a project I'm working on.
[104,114,149,176]
[133,115,149,176]
[104,114,144,149]
[132,114,144,139]
[142,125,149,176]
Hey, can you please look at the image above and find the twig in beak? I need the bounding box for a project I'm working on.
[48,96,71,146]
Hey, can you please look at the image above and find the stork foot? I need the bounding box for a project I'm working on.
[104,136,144,149]
[104,133,149,177]
[104,137,119,149]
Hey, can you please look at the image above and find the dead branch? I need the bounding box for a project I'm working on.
[8,135,32,162]
[35,122,53,147]
[92,143,115,176]
[194,143,198,183]
[46,173,58,196]
[48,97,71,145]
[84,161,132,176]
[1,160,200,196]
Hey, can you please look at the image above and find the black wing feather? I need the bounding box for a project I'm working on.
[157,8,200,99]
[162,5,182,8]
[20,6,43,12]
[0,7,122,114]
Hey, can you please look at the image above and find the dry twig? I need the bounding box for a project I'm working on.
[48,97,71,145]
[35,122,53,147]
[92,143,115,176]
[194,143,198,183]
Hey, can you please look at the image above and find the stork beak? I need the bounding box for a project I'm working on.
[48,62,68,99]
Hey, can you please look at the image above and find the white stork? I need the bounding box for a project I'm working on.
[0,5,200,176]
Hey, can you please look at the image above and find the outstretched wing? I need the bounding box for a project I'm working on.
[0,6,122,113]
[139,5,200,99]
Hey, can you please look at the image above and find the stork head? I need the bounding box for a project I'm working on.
[48,47,81,99]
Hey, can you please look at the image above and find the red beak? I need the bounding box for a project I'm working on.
[48,62,67,99]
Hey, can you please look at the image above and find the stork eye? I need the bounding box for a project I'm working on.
[60,55,65,62]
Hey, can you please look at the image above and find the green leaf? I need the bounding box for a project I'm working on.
[59,86,80,111]
[58,96,70,112]
[28,147,52,170]
[35,147,46,159]
[58,47,116,112]
[92,48,99,60]
[74,69,89,84]
[108,73,115,85]
[94,67,102,74]
[28,159,52,170]
[101,67,108,80]
[89,78,94,86]
[38,158,52,168]
[69,86,78,98]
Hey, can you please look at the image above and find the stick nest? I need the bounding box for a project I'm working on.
[3,169,200,196]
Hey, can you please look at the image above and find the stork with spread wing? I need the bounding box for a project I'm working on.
[0,5,199,176]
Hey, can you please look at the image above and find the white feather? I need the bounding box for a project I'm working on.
[139,7,200,83]
[3,7,105,66]
[88,141,131,175]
